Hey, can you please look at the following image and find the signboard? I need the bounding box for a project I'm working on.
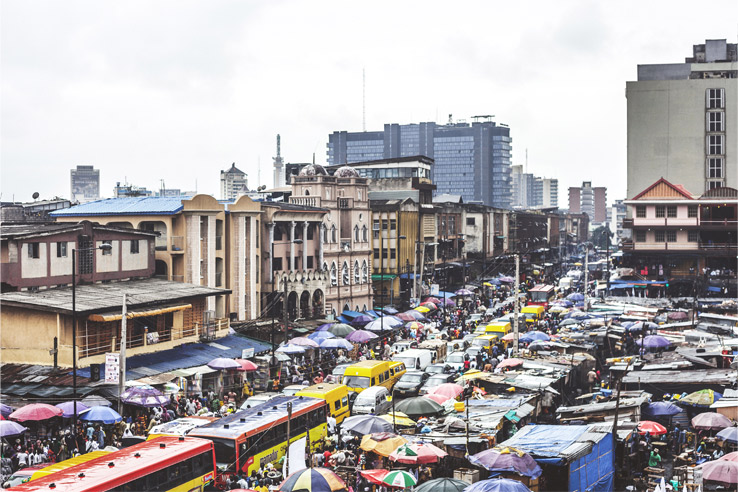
[430,284,439,296]
[105,353,119,384]
[241,348,255,359]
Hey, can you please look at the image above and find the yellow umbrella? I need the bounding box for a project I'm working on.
[456,369,488,382]
[414,306,430,313]
[483,282,493,287]
[360,433,408,457]
[379,412,416,427]
[574,262,583,266]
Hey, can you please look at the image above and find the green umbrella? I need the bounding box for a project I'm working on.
[327,323,356,337]
[383,470,417,488]
[416,478,469,492]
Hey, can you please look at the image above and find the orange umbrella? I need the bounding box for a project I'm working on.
[360,433,408,457]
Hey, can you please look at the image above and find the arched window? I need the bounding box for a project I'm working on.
[304,189,310,196]
[331,225,336,243]
[354,225,359,242]
[343,302,350,313]
[322,225,328,243]
[323,262,328,273]
[361,260,368,284]
[362,225,368,242]
[355,305,360,312]
[330,262,337,286]
[354,260,360,284]
[342,261,349,286]
[362,304,367,311]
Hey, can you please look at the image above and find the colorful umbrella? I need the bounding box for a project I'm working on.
[389,442,448,464]
[9,403,63,422]
[345,330,378,343]
[636,335,671,349]
[342,415,393,435]
[701,459,738,485]
[681,389,722,407]
[638,420,668,436]
[378,412,416,428]
[404,310,426,320]
[351,314,374,326]
[81,395,112,407]
[359,470,389,487]
[414,306,431,313]
[643,401,682,417]
[720,451,738,462]
[360,433,408,457]
[420,302,437,310]
[319,338,354,350]
[0,420,27,437]
[428,383,464,400]
[498,276,515,283]
[717,427,738,444]
[80,406,122,424]
[497,358,524,370]
[464,478,532,492]
[120,385,169,408]
[55,401,90,418]
[423,297,442,305]
[424,393,452,404]
[393,397,444,420]
[519,331,550,343]
[454,289,473,296]
[405,321,425,331]
[207,357,242,370]
[289,336,320,348]
[327,323,356,337]
[279,467,348,492]
[692,412,732,431]
[276,344,307,354]
[468,447,542,479]
[234,359,258,371]
[396,312,417,322]
[308,331,336,341]
[415,478,469,492]
[382,470,417,488]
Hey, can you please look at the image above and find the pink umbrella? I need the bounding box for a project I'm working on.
[721,452,738,462]
[702,459,738,485]
[424,393,451,404]
[235,359,258,371]
[389,442,448,464]
[9,403,63,422]
[429,383,464,400]
[396,312,416,322]
[288,337,319,348]
[692,412,733,431]
[497,358,524,370]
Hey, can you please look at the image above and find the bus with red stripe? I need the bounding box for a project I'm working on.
[528,284,555,308]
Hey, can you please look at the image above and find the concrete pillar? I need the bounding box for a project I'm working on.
[289,221,296,271]
[319,223,325,269]
[302,221,309,271]
[268,223,275,283]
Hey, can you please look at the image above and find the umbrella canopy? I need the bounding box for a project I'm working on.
[469,447,543,479]
[519,331,550,343]
[501,333,516,341]
[352,314,374,326]
[638,420,668,436]
[345,330,378,343]
[552,299,573,307]
[559,318,580,327]
[0,420,28,437]
[424,393,452,405]
[0,404,14,418]
[342,415,393,435]
[393,397,444,420]
[327,323,356,337]
[497,358,524,370]
[415,306,431,313]
[81,395,112,407]
[382,470,417,488]
[442,298,456,306]
[378,412,416,427]
[404,310,426,320]
[308,331,336,341]
[289,337,320,348]
[455,289,473,296]
[120,385,169,408]
[359,470,390,487]
[636,335,671,349]
[681,389,722,407]
[55,401,90,418]
[360,433,408,457]
[464,478,531,492]
[424,297,442,304]
[382,307,399,315]
[415,478,468,492]
[566,293,584,301]
[429,383,464,400]
[644,401,682,417]
[420,302,437,310]
[701,459,738,485]
[389,442,448,464]
[365,318,399,332]
[396,312,417,322]
[692,412,733,431]
[234,359,258,371]
[9,403,63,422]
[499,276,515,283]
[277,344,307,354]
[207,357,242,370]
[717,427,738,444]
[720,451,738,462]
[405,321,425,331]
[279,467,348,492]
[667,311,689,321]
[80,406,122,424]
[319,338,354,350]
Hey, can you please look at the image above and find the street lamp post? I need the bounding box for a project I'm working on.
[72,243,112,427]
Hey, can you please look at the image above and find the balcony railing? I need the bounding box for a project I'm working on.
[170,236,185,252]
[290,196,321,208]
[155,237,168,251]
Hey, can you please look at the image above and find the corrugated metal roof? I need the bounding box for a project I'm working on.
[50,196,188,217]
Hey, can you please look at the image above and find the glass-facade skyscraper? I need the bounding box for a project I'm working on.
[327,119,512,209]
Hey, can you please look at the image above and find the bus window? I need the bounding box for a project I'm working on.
[371,377,376,386]
[341,396,348,407]
[384,371,390,380]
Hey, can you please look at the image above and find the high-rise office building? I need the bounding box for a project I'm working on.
[569,181,607,224]
[542,178,558,209]
[626,39,737,198]
[220,163,248,200]
[327,117,512,208]
[511,165,558,209]
[70,165,100,203]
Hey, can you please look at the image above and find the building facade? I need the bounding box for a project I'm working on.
[220,163,249,200]
[626,39,738,198]
[569,181,607,224]
[327,118,512,208]
[70,165,100,203]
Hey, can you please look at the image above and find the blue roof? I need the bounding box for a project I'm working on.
[50,196,190,217]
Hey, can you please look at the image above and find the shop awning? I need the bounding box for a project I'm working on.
[172,365,217,377]
[371,274,397,282]
[88,303,192,322]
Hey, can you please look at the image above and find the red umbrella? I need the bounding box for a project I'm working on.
[9,403,63,422]
[691,412,732,431]
[360,469,390,486]
[638,420,668,436]
[702,459,738,485]
[424,393,451,404]
[390,442,448,464]
[235,359,258,371]
[423,297,442,305]
[497,358,524,370]
[429,383,464,400]
[396,312,416,322]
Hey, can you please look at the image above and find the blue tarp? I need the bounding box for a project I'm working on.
[502,424,588,461]
[340,310,362,319]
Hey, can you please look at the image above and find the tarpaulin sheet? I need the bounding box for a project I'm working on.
[569,432,613,492]
[500,424,589,459]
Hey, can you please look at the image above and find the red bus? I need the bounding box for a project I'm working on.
[8,436,215,491]
[528,284,555,308]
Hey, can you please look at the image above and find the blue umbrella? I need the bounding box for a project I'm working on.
[308,331,336,340]
[520,331,550,343]
[567,293,584,301]
[315,323,333,331]
[352,315,374,326]
[0,403,14,418]
[636,335,670,349]
[276,344,306,354]
[717,426,738,444]
[56,401,90,418]
[464,478,532,492]
[319,338,354,350]
[382,307,399,315]
[383,316,404,328]
[553,299,573,308]
[80,406,122,424]
[644,401,682,417]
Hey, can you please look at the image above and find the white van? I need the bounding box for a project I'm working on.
[392,340,414,354]
[352,386,391,415]
[392,349,433,371]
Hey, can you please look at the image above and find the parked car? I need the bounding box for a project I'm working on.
[425,363,455,376]
[393,371,430,397]
[325,363,352,384]
[418,373,456,395]
[239,392,280,410]
[352,386,392,415]
[445,352,467,372]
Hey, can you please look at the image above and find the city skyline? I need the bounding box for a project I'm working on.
[2,1,737,204]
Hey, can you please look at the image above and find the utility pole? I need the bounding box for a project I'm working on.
[513,253,520,355]
[584,245,589,312]
[118,293,127,413]
[285,401,292,477]
[283,277,289,344]
[606,224,611,295]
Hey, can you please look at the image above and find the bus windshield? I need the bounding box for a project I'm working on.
[342,376,370,388]
[210,437,237,469]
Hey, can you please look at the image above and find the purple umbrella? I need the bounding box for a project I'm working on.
[464,478,532,492]
[404,310,426,320]
[567,293,584,301]
[454,289,473,296]
[498,276,515,283]
[120,385,169,408]
[636,335,671,349]
[644,401,682,417]
[207,357,242,370]
[0,403,14,418]
[717,426,738,444]
[315,323,333,332]
[442,298,456,306]
[346,330,379,343]
[56,401,90,418]
[468,447,542,479]
[0,420,27,437]
[288,336,319,348]
[308,331,335,340]
[352,315,374,326]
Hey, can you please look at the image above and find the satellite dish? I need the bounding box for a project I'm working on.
[32,192,40,200]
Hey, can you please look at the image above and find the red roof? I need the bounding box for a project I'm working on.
[631,177,695,200]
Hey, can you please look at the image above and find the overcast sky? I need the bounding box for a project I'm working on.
[2,1,736,206]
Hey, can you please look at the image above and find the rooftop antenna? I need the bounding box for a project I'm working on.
[312,153,315,165]
[448,114,453,125]
[273,135,284,188]
[362,68,366,132]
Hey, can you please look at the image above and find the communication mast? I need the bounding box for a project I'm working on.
[273,135,284,188]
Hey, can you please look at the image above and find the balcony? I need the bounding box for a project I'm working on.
[170,236,185,253]
[195,317,229,341]
[154,237,168,251]
[623,218,633,228]
[338,198,352,209]
[700,219,738,228]
[290,196,322,208]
